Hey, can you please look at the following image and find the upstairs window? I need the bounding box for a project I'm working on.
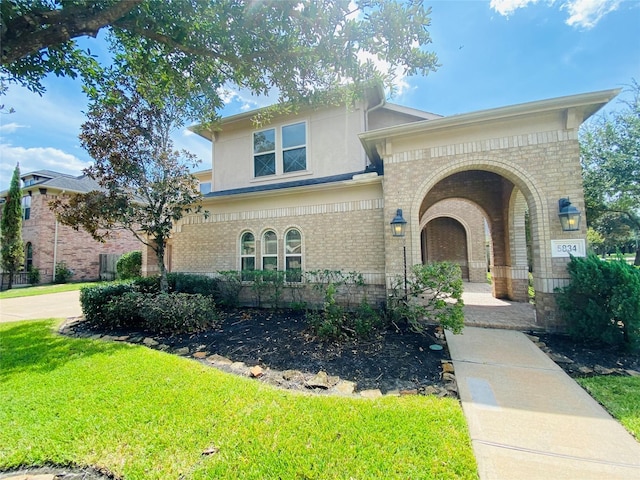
[199,182,211,194]
[254,129,276,177]
[22,195,31,220]
[262,230,278,271]
[285,229,302,282]
[282,122,306,173]
[253,122,306,177]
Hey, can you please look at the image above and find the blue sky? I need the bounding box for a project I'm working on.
[1,0,639,191]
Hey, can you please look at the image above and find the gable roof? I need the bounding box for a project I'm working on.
[19,170,100,194]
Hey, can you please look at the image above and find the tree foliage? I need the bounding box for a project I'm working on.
[2,0,439,121]
[1,164,25,289]
[581,80,640,265]
[50,80,205,293]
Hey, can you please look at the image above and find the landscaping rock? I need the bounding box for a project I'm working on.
[193,351,208,359]
[360,389,383,399]
[143,337,159,347]
[548,352,574,364]
[306,371,331,389]
[174,347,190,356]
[578,366,594,375]
[441,362,454,373]
[593,365,615,375]
[420,385,440,396]
[333,380,356,395]
[207,354,233,365]
[441,372,456,382]
[282,369,305,382]
[230,361,247,372]
[625,369,640,377]
[399,389,418,396]
[250,365,264,378]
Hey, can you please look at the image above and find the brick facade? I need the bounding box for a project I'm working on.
[20,192,140,283]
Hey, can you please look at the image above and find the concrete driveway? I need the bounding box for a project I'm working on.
[0,290,82,323]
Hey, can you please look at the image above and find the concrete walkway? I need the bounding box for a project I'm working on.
[462,282,538,330]
[0,290,82,323]
[446,326,640,479]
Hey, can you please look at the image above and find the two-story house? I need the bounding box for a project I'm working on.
[143,85,619,329]
[1,170,140,284]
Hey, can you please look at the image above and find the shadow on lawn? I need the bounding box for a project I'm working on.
[0,321,127,381]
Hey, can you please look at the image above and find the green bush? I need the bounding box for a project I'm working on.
[171,272,218,295]
[80,282,136,325]
[139,293,218,334]
[116,251,142,280]
[27,266,40,285]
[54,261,73,284]
[557,255,640,349]
[386,262,464,335]
[214,271,242,307]
[103,291,146,329]
[132,275,161,294]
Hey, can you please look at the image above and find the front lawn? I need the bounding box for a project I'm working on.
[578,376,640,440]
[0,320,478,479]
[0,282,99,299]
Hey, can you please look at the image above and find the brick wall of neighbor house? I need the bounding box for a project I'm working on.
[21,193,140,282]
[382,128,584,329]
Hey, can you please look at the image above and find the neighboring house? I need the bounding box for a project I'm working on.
[143,85,619,330]
[0,170,140,284]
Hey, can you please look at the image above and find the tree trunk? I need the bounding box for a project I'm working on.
[154,239,168,294]
[634,246,640,267]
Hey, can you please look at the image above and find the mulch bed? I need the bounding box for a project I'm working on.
[72,308,450,394]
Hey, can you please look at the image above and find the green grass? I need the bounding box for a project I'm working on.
[578,376,640,439]
[0,282,99,299]
[0,320,478,479]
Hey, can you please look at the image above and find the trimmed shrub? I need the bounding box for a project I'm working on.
[132,275,162,294]
[116,251,142,280]
[80,282,136,325]
[557,254,640,349]
[27,266,40,285]
[171,273,218,296]
[139,293,218,334]
[54,261,73,284]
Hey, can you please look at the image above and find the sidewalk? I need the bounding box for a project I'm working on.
[0,290,82,323]
[446,327,640,479]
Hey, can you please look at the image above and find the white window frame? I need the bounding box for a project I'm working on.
[252,121,307,178]
[262,230,278,271]
[240,231,256,280]
[284,228,303,282]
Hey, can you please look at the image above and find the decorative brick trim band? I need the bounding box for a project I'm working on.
[176,198,385,231]
[387,130,576,164]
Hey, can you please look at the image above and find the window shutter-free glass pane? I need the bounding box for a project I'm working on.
[254,153,275,176]
[286,257,302,282]
[286,230,302,254]
[283,147,306,173]
[263,256,278,271]
[242,233,255,255]
[282,122,305,148]
[242,257,255,271]
[263,231,277,255]
[254,129,275,153]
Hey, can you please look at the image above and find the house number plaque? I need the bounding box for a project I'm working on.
[550,239,586,258]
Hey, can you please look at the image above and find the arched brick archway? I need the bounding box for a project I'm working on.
[420,198,489,283]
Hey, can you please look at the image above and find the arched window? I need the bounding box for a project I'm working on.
[240,232,255,280]
[285,229,302,282]
[25,242,33,271]
[262,230,278,271]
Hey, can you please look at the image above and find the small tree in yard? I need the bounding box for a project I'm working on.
[51,80,205,293]
[1,164,25,289]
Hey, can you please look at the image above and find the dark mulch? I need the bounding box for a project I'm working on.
[531,331,640,377]
[73,308,450,394]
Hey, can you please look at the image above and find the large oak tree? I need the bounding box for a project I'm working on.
[581,80,640,265]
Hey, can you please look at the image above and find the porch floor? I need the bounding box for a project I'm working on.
[462,282,538,331]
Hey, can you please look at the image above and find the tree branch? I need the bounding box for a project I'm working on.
[1,1,143,65]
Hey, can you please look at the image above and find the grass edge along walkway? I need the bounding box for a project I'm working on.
[578,376,640,441]
[0,282,98,300]
[0,319,478,480]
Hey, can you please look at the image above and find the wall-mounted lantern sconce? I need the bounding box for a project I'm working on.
[390,209,408,297]
[390,209,407,237]
[558,198,581,232]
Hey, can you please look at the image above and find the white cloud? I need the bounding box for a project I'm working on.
[0,122,28,134]
[563,0,622,28]
[490,0,540,17]
[490,0,621,28]
[0,143,92,189]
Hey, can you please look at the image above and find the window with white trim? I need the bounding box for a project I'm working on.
[285,229,302,282]
[240,232,255,280]
[253,122,306,177]
[262,230,278,271]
